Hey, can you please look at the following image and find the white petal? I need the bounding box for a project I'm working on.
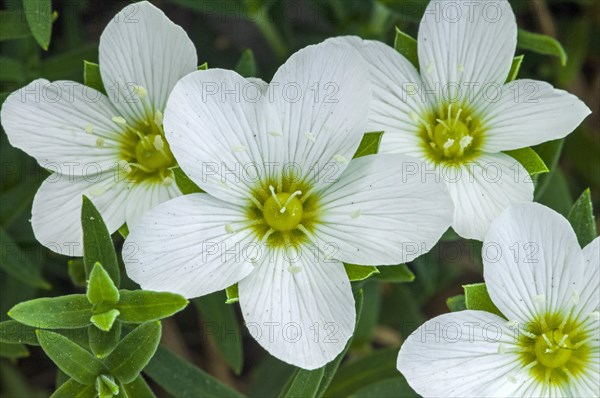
[99,1,197,122]
[477,80,591,152]
[483,203,584,325]
[445,152,534,240]
[577,237,600,316]
[268,40,371,187]
[418,0,516,98]
[397,311,522,398]
[124,179,180,227]
[124,194,256,298]
[1,80,124,174]
[238,243,355,369]
[163,69,281,205]
[313,154,453,265]
[31,172,129,256]
[324,36,427,158]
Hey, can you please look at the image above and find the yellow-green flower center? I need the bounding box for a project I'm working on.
[263,192,304,232]
[516,312,593,387]
[419,103,483,163]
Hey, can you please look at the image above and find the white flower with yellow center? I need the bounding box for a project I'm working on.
[0,1,197,256]
[123,41,454,369]
[328,0,591,240]
[398,203,599,397]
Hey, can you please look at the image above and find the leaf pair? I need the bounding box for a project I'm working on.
[40,322,161,398]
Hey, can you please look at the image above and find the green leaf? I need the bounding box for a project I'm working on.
[83,60,106,94]
[97,375,120,398]
[225,284,239,304]
[463,283,503,317]
[0,10,32,41]
[51,379,97,398]
[89,322,121,359]
[9,294,92,329]
[534,139,565,200]
[68,259,87,287]
[118,224,129,239]
[91,309,120,332]
[235,49,257,77]
[87,263,120,307]
[23,0,53,50]
[506,55,524,82]
[0,342,29,358]
[517,29,567,66]
[36,330,106,385]
[120,375,156,398]
[82,196,120,287]
[116,290,188,323]
[172,166,203,195]
[374,265,414,283]
[568,189,597,247]
[198,62,208,70]
[352,132,384,159]
[194,291,243,374]
[0,227,51,289]
[324,348,399,397]
[446,294,466,312]
[504,147,549,177]
[343,263,379,282]
[144,345,244,398]
[393,27,418,68]
[0,320,38,345]
[281,368,325,398]
[104,322,161,383]
[351,376,418,398]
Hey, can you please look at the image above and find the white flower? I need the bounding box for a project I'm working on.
[0,1,197,256]
[397,203,599,397]
[123,41,454,369]
[327,0,591,240]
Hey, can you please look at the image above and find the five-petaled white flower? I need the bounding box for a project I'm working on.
[398,202,599,397]
[123,41,454,369]
[327,0,591,240]
[1,1,197,256]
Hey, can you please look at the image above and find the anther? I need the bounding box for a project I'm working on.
[305,132,316,143]
[153,135,165,151]
[85,124,94,134]
[112,116,127,125]
[232,145,247,153]
[96,137,105,148]
[133,85,148,98]
[333,154,348,164]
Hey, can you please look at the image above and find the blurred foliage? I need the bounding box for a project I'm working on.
[0,0,598,397]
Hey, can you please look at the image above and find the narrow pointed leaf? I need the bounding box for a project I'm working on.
[82,196,120,286]
[0,10,32,41]
[68,259,87,287]
[120,375,156,398]
[89,322,121,359]
[198,62,208,70]
[0,342,29,358]
[393,27,418,68]
[144,345,244,398]
[51,379,97,398]
[568,189,596,247]
[375,265,414,283]
[0,227,51,289]
[36,330,105,385]
[194,291,243,374]
[281,368,325,398]
[23,0,53,50]
[116,290,188,323]
[104,322,161,383]
[235,49,257,77]
[0,320,38,345]
[9,295,92,329]
[98,375,120,396]
[83,60,105,94]
[517,29,567,66]
[225,284,239,304]
[91,309,120,332]
[352,132,383,159]
[463,283,503,317]
[504,147,549,177]
[446,294,467,312]
[171,167,203,195]
[344,263,379,282]
[87,263,119,306]
[506,55,524,82]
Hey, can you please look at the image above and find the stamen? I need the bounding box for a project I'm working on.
[454,108,463,127]
[269,185,283,208]
[443,138,455,149]
[425,63,434,74]
[350,209,361,219]
[133,85,148,98]
[268,131,283,137]
[297,224,312,238]
[447,104,452,120]
[333,154,348,164]
[542,333,553,348]
[261,228,275,244]
[154,111,163,127]
[96,137,105,148]
[287,266,302,274]
[459,136,473,150]
[280,190,302,213]
[162,176,173,186]
[225,224,235,234]
[232,145,247,153]
[85,124,94,134]
[153,135,165,151]
[457,63,465,72]
[304,132,316,143]
[436,119,451,130]
[248,195,264,211]
[112,116,127,125]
